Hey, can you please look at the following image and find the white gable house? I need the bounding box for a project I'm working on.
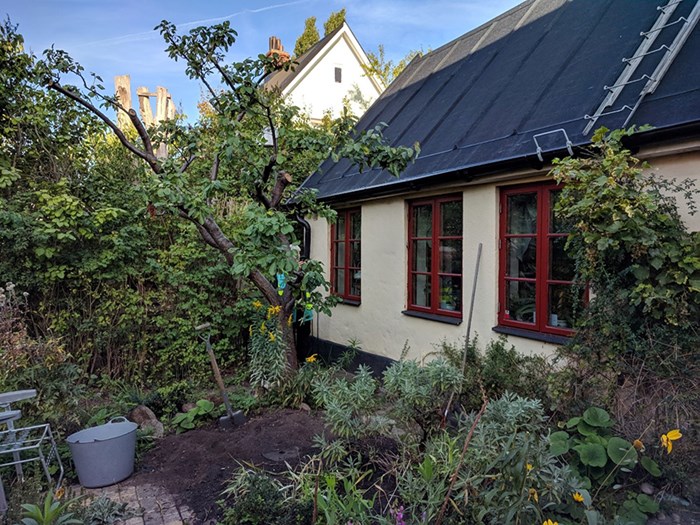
[265,22,383,123]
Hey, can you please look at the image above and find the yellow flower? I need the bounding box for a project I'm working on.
[305,354,318,363]
[573,491,584,503]
[268,332,276,342]
[248,325,253,337]
[267,305,282,319]
[660,429,682,454]
[528,488,539,503]
[252,300,263,309]
[526,463,534,472]
[633,439,645,451]
[287,314,293,326]
[54,486,65,500]
[260,321,267,334]
[542,520,558,525]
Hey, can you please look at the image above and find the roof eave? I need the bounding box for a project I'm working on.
[314,120,700,204]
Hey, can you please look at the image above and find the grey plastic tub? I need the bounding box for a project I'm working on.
[67,417,137,488]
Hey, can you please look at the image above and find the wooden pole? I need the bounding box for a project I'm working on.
[136,86,153,127]
[114,75,132,131]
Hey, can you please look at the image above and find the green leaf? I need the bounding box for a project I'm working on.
[577,420,600,436]
[607,436,638,467]
[195,398,214,412]
[566,416,581,428]
[574,443,608,467]
[584,509,602,525]
[632,265,650,280]
[582,407,612,427]
[640,456,662,477]
[550,431,570,455]
[636,493,659,514]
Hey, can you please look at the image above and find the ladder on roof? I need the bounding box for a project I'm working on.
[583,0,700,135]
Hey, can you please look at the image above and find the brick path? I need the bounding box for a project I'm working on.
[73,482,196,525]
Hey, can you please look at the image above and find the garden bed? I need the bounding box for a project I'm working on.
[124,408,327,522]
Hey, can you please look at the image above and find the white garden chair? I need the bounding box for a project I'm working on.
[0,390,64,514]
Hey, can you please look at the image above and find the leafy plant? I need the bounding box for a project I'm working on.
[551,126,699,328]
[382,357,463,439]
[314,365,389,439]
[316,471,375,525]
[171,399,216,433]
[549,406,662,524]
[220,467,311,525]
[20,492,82,525]
[76,495,139,525]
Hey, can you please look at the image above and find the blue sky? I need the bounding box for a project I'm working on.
[5,0,522,119]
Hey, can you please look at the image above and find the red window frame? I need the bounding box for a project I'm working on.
[498,182,581,336]
[407,195,463,318]
[330,208,361,301]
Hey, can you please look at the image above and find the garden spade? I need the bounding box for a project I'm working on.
[195,323,246,428]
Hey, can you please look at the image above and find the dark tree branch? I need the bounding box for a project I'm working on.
[127,109,157,160]
[177,207,220,251]
[209,154,220,181]
[48,82,157,167]
[270,171,292,208]
[255,186,272,209]
[200,77,221,110]
[180,154,196,173]
[261,154,277,185]
[249,268,278,304]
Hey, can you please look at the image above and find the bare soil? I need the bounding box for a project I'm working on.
[123,408,327,523]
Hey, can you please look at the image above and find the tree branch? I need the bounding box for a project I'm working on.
[209,154,220,181]
[177,208,220,251]
[180,154,196,173]
[269,171,292,208]
[249,268,278,304]
[48,82,157,167]
[127,109,158,163]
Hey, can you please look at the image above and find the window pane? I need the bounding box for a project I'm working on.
[412,204,432,237]
[412,274,431,307]
[505,280,536,324]
[507,193,537,234]
[335,214,345,240]
[440,240,462,274]
[549,237,575,281]
[350,212,361,239]
[548,284,582,328]
[440,200,462,236]
[439,275,462,311]
[351,270,361,296]
[549,191,574,233]
[350,241,361,268]
[335,269,345,295]
[335,241,345,268]
[506,238,536,278]
[412,240,432,272]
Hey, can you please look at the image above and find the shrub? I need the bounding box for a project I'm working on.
[220,468,312,525]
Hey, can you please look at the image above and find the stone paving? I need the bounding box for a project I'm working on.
[72,481,196,525]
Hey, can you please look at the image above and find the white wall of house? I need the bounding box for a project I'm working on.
[309,146,699,363]
[644,147,700,230]
[284,28,382,122]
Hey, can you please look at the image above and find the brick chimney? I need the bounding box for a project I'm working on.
[267,36,290,66]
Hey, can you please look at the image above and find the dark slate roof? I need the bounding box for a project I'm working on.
[301,0,700,201]
[265,24,344,92]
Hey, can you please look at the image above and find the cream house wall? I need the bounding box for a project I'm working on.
[284,30,382,122]
[309,147,699,363]
[642,148,700,231]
